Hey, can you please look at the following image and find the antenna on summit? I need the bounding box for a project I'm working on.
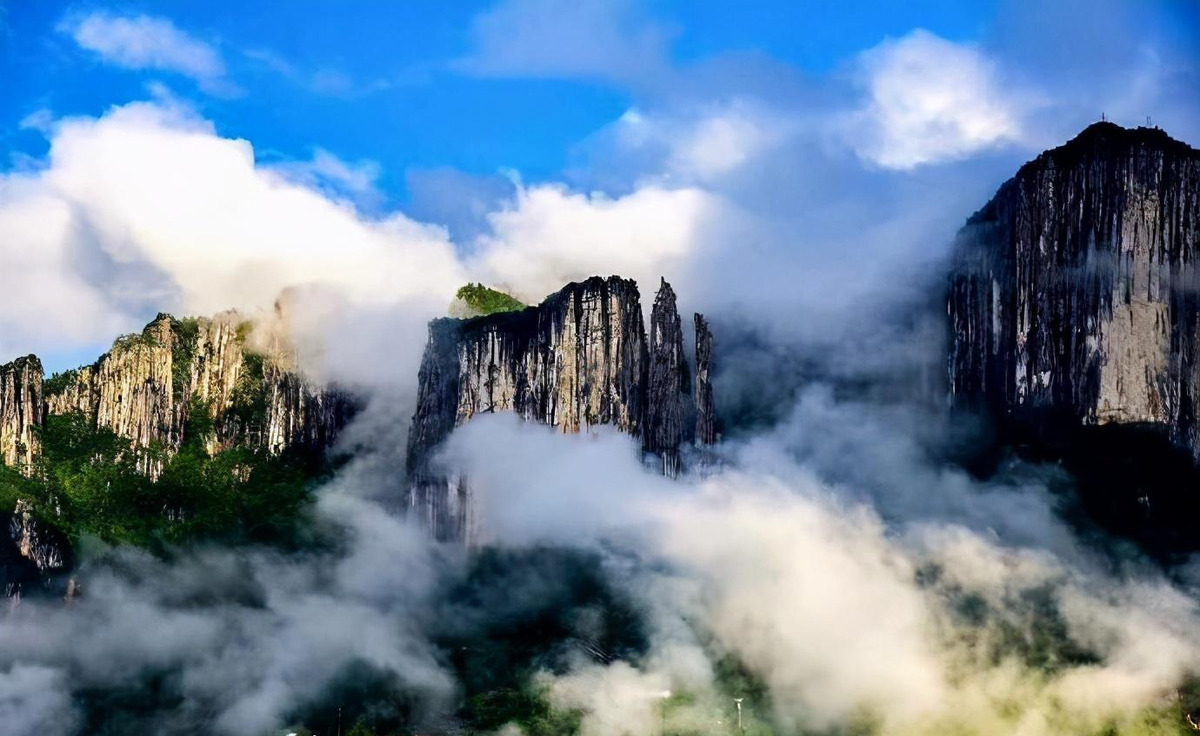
[1101,112,1106,122]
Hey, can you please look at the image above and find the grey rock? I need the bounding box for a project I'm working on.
[694,313,716,446]
[407,276,709,540]
[948,122,1200,456]
[644,279,694,476]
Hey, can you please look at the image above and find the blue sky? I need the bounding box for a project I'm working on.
[3,0,1008,199]
[1,0,1198,372]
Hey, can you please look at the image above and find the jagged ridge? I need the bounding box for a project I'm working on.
[43,312,354,475]
[407,275,716,540]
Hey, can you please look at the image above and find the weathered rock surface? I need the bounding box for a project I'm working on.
[0,356,43,473]
[1,500,71,600]
[644,279,692,476]
[949,122,1200,451]
[407,276,713,540]
[43,312,354,474]
[948,122,1200,552]
[694,313,717,445]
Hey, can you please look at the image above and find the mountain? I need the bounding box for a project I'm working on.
[406,276,716,540]
[0,310,356,597]
[42,312,353,477]
[947,122,1200,550]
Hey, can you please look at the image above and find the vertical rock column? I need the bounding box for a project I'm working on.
[694,313,716,445]
[0,356,44,473]
[643,279,694,476]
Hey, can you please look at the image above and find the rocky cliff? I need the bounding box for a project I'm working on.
[948,122,1200,447]
[44,312,354,474]
[0,310,356,592]
[694,313,717,445]
[407,276,714,540]
[948,122,1200,551]
[0,356,43,473]
[644,279,692,476]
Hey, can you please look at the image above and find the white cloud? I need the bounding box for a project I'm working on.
[456,0,672,84]
[614,102,788,182]
[63,12,234,95]
[440,413,1200,736]
[848,29,1026,169]
[0,101,466,364]
[0,99,731,376]
[470,182,719,303]
[0,665,78,736]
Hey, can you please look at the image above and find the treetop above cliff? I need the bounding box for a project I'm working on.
[451,283,527,318]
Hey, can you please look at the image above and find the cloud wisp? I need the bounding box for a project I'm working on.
[454,0,675,86]
[61,12,235,96]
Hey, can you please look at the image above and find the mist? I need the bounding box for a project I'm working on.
[3,1,1200,734]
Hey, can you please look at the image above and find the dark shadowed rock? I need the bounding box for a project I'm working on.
[644,279,694,476]
[694,313,716,446]
[1,500,72,600]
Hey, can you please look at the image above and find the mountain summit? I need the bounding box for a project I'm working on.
[948,122,1200,548]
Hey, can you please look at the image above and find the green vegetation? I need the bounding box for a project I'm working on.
[463,685,583,736]
[455,282,527,316]
[0,408,327,550]
[0,311,334,551]
[170,316,200,404]
[42,368,80,397]
[227,352,269,435]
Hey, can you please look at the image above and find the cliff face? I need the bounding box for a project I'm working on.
[44,312,353,474]
[407,276,714,540]
[0,356,43,473]
[694,314,717,446]
[949,123,1200,453]
[644,279,692,476]
[948,123,1200,551]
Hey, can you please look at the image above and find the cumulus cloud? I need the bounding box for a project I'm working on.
[469,181,721,304]
[848,29,1028,169]
[62,12,234,95]
[0,100,466,369]
[0,99,738,373]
